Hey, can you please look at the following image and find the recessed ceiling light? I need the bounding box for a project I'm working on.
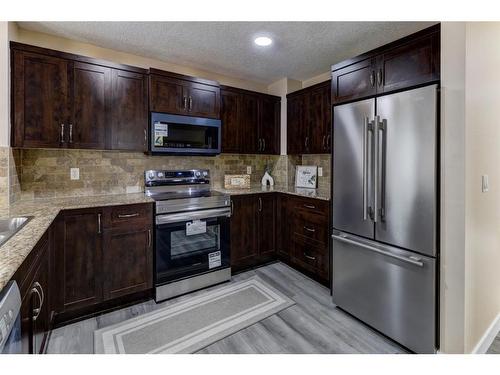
[254,36,273,47]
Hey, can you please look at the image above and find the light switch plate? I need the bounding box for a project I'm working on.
[482,175,489,192]
[246,166,252,174]
[318,167,323,177]
[70,168,80,180]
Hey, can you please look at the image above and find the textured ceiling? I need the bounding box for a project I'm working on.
[18,22,437,84]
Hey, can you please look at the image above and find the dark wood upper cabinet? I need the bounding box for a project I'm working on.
[109,69,148,151]
[149,69,220,119]
[70,62,111,149]
[221,89,240,153]
[221,86,280,155]
[331,24,440,104]
[287,80,331,155]
[12,50,69,148]
[331,58,376,104]
[11,42,148,152]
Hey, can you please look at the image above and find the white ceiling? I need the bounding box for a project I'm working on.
[18,22,437,84]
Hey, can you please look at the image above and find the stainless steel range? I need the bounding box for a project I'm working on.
[145,169,231,302]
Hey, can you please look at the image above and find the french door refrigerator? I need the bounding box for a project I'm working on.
[332,84,438,354]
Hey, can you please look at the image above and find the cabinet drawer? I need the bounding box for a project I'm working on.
[103,203,153,229]
[292,210,328,245]
[288,196,329,217]
[290,233,329,280]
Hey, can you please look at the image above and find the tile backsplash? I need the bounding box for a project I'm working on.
[2,148,331,203]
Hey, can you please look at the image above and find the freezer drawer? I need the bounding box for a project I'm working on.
[332,232,436,353]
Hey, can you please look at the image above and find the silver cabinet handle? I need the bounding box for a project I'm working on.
[33,281,44,309]
[370,71,375,87]
[147,229,151,248]
[69,124,73,143]
[230,200,234,216]
[60,124,65,143]
[304,253,316,261]
[144,128,147,144]
[117,213,140,218]
[332,234,424,267]
[188,96,193,111]
[258,197,262,212]
[304,136,309,151]
[97,213,102,234]
[377,68,383,87]
[303,204,316,209]
[258,138,262,151]
[183,96,188,110]
[262,138,266,152]
[304,226,315,233]
[322,135,326,150]
[31,286,42,321]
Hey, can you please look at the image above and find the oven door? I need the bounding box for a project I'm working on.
[150,112,221,155]
[155,209,230,285]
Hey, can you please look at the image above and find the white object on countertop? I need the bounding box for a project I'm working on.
[261,171,274,186]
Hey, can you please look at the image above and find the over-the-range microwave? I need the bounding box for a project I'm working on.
[150,112,221,155]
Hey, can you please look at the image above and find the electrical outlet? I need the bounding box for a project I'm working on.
[482,175,489,192]
[318,167,323,177]
[246,166,252,174]
[70,168,80,180]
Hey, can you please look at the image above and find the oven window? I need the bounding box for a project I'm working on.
[170,224,220,259]
[153,121,218,150]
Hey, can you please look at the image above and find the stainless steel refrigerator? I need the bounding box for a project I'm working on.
[331,84,438,354]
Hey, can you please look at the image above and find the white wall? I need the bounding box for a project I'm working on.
[464,22,500,353]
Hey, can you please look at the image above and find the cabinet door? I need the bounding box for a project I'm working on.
[221,89,240,153]
[230,195,258,270]
[287,93,307,154]
[54,210,102,312]
[32,255,49,354]
[239,93,259,154]
[70,62,111,149]
[110,69,148,151]
[257,194,276,260]
[102,227,152,300]
[149,74,184,115]
[12,50,69,148]
[276,194,290,259]
[185,83,221,119]
[258,96,280,155]
[377,32,440,93]
[308,83,331,153]
[290,233,329,282]
[331,58,376,104]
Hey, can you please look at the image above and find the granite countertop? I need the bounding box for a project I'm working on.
[0,193,154,291]
[215,184,331,201]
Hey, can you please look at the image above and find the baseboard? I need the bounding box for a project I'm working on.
[472,312,500,354]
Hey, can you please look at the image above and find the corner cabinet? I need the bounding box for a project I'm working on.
[331,24,440,104]
[149,69,221,119]
[287,80,331,154]
[11,43,148,151]
[221,86,280,155]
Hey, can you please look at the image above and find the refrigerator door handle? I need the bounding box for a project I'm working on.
[332,233,424,267]
[378,118,387,221]
[363,117,369,221]
[373,115,380,223]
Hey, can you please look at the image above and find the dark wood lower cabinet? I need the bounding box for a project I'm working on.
[52,203,153,324]
[231,193,330,286]
[14,232,51,354]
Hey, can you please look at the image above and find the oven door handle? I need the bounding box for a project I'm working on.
[156,207,231,225]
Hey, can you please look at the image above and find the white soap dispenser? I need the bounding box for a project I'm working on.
[261,166,274,187]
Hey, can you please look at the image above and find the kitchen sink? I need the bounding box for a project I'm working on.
[0,216,33,248]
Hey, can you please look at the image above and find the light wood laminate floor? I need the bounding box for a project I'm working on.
[46,262,406,354]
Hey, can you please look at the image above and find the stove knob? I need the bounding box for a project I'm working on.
[203,171,208,177]
[148,171,155,179]
[195,171,201,177]
[157,172,164,178]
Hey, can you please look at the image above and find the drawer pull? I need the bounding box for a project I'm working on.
[303,204,316,209]
[304,226,316,233]
[304,253,316,261]
[118,213,140,218]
